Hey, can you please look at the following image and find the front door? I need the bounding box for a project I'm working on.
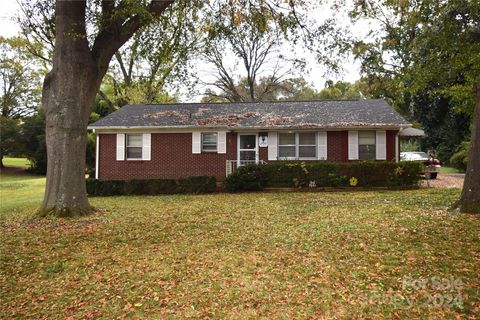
[238,134,258,165]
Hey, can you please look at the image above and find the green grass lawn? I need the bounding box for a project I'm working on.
[0,157,41,214]
[439,166,462,174]
[0,173,479,319]
[2,157,31,169]
[0,172,46,216]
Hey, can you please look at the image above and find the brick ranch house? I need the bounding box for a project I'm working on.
[88,99,412,181]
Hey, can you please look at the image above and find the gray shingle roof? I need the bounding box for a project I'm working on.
[89,99,410,129]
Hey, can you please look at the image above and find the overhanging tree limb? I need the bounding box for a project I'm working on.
[92,0,175,75]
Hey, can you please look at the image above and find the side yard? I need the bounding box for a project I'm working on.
[1,157,31,169]
[1,180,479,318]
[0,171,45,217]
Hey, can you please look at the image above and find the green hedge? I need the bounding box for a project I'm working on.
[177,176,217,194]
[224,161,423,192]
[223,164,268,192]
[86,176,216,196]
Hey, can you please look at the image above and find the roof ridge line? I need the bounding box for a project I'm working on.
[127,98,384,107]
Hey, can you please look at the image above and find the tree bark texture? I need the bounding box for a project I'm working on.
[39,1,98,216]
[459,84,480,213]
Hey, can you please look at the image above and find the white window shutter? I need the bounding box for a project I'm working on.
[192,132,201,154]
[376,130,387,160]
[142,133,151,160]
[348,130,359,160]
[116,133,125,161]
[318,131,327,160]
[268,132,278,160]
[217,131,227,154]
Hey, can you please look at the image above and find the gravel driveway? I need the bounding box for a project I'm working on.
[421,173,465,188]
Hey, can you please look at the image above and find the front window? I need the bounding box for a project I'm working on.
[202,132,217,152]
[298,132,316,158]
[358,131,376,160]
[126,134,142,159]
[278,132,317,159]
[278,133,296,158]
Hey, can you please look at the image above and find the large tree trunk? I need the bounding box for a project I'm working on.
[38,0,174,217]
[459,84,480,213]
[39,1,100,216]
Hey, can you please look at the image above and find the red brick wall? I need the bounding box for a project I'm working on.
[327,131,349,162]
[98,130,398,181]
[98,132,237,181]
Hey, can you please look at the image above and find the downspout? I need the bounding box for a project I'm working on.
[95,130,99,179]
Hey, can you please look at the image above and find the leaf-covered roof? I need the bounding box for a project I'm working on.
[89,99,410,129]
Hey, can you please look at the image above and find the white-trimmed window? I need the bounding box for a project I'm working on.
[299,132,316,158]
[278,133,296,158]
[126,134,143,159]
[278,132,317,159]
[358,131,376,160]
[202,132,217,152]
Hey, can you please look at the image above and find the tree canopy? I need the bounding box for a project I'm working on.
[351,0,479,162]
[351,0,480,212]
[0,36,43,118]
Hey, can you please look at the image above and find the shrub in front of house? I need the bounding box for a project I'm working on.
[122,179,178,195]
[223,164,269,192]
[177,176,217,194]
[86,176,216,196]
[86,179,126,196]
[223,161,423,191]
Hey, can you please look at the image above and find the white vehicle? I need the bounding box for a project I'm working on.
[400,152,441,179]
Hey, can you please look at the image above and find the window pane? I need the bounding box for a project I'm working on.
[240,150,256,161]
[127,134,142,147]
[127,147,142,159]
[202,133,217,143]
[202,133,217,151]
[299,146,316,158]
[358,131,375,145]
[278,146,296,158]
[279,133,295,145]
[299,132,316,145]
[240,135,256,149]
[359,145,376,160]
[202,145,217,151]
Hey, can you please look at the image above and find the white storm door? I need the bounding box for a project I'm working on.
[238,134,258,165]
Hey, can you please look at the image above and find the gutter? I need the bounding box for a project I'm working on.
[87,124,412,131]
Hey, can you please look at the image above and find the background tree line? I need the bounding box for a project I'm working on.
[1,0,477,171]
[0,0,349,173]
